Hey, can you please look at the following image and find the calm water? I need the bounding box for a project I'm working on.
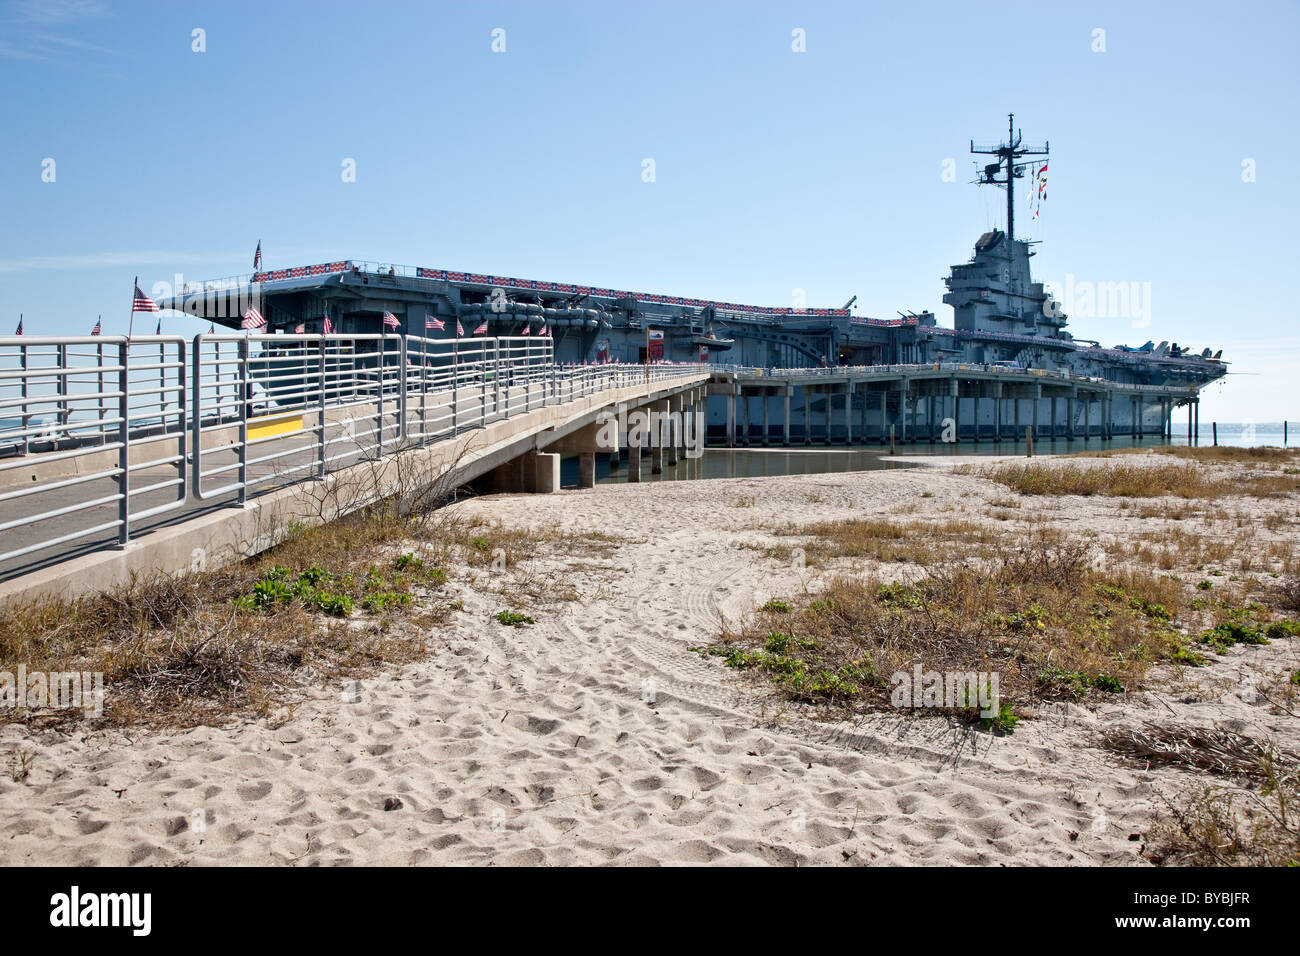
[563,428,1295,487]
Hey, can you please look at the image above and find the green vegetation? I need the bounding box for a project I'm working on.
[233,555,444,619]
[712,638,872,702]
[1265,619,1300,640]
[495,610,535,627]
[716,536,1202,728]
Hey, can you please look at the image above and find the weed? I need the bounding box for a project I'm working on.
[495,610,535,627]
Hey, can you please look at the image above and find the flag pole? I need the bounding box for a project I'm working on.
[128,275,137,339]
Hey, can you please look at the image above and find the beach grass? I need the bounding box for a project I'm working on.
[714,533,1224,719]
[973,460,1300,499]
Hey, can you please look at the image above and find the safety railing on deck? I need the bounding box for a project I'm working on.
[0,335,188,564]
[713,361,1200,395]
[0,333,706,572]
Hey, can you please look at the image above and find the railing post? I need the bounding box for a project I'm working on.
[376,337,385,457]
[419,335,430,446]
[495,339,503,419]
[481,340,488,427]
[317,335,327,479]
[238,336,249,504]
[56,342,69,436]
[96,341,107,446]
[118,340,131,546]
[397,335,408,443]
[176,338,188,504]
[451,337,459,437]
[18,341,29,456]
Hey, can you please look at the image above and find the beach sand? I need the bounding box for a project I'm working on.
[2,455,1296,865]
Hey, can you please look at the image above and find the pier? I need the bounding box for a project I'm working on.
[0,333,707,601]
[709,364,1200,445]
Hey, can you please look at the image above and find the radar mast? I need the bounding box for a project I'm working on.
[971,114,1049,242]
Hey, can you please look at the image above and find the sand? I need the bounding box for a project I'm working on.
[2,455,1296,865]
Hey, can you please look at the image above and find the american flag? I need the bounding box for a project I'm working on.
[14,317,22,335]
[426,314,445,331]
[456,320,465,336]
[382,311,400,329]
[132,284,158,312]
[90,319,101,336]
[208,323,215,333]
[294,323,305,333]
[253,240,262,270]
[241,308,266,331]
[520,325,530,336]
[539,324,548,337]
[473,320,488,335]
[323,313,334,335]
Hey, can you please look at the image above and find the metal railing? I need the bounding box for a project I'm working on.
[714,361,1200,396]
[0,335,188,564]
[0,333,706,572]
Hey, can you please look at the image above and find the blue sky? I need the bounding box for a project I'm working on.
[1,0,1296,420]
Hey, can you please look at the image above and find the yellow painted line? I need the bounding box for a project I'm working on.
[248,413,303,440]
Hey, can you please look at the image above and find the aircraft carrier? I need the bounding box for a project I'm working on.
[162,118,1226,437]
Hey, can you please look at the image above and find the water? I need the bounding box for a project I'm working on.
[562,430,1295,487]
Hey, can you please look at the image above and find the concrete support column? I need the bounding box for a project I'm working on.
[1137,395,1144,439]
[1066,397,1075,442]
[1193,400,1199,445]
[844,386,853,445]
[579,452,596,489]
[627,435,642,482]
[805,388,813,446]
[532,452,560,494]
[667,395,680,467]
[762,389,771,446]
[651,401,667,474]
[725,388,736,447]
[900,385,908,443]
[783,386,792,446]
[972,394,980,443]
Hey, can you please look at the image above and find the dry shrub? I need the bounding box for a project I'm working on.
[758,516,1002,567]
[715,534,1194,715]
[1101,724,1299,780]
[0,508,458,729]
[977,461,1299,499]
[1110,724,1300,867]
